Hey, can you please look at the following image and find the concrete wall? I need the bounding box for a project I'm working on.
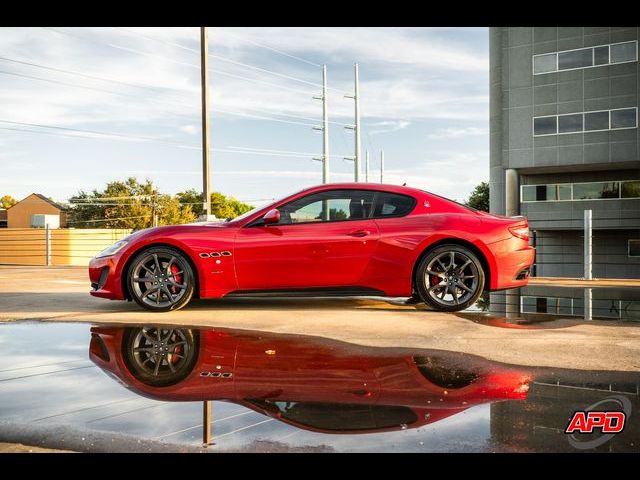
[0,228,131,266]
[7,194,67,228]
[490,27,640,279]
[534,229,640,278]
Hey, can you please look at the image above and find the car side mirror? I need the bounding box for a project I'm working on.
[262,208,280,225]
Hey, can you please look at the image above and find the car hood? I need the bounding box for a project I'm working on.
[124,222,233,241]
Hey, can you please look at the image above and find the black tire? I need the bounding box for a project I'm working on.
[127,246,195,312]
[414,244,485,312]
[122,327,199,387]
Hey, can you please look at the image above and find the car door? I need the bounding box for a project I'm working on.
[233,189,380,290]
[233,334,380,404]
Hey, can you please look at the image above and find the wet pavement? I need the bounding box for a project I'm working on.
[1,288,639,452]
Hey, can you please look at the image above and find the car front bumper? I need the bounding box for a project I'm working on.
[89,255,125,300]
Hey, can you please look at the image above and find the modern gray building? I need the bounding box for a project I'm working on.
[490,27,640,279]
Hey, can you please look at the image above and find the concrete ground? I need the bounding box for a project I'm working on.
[1,265,639,372]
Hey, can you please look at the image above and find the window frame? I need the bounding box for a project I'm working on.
[533,107,638,137]
[246,188,417,227]
[532,40,638,76]
[520,179,640,203]
[629,240,640,258]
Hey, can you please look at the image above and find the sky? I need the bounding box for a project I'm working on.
[0,27,489,208]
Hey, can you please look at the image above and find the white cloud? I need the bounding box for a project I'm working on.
[368,120,411,135]
[427,127,488,140]
[179,125,199,135]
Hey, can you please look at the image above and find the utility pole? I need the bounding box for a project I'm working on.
[313,64,330,184]
[151,192,158,228]
[380,149,384,183]
[365,150,369,182]
[344,63,361,181]
[200,26,212,220]
[202,400,212,447]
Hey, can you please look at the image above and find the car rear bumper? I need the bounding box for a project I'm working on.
[89,256,124,300]
[489,239,536,290]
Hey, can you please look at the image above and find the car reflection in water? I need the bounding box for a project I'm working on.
[89,326,531,434]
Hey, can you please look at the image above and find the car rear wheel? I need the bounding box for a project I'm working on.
[123,327,198,387]
[414,244,485,312]
[128,246,195,312]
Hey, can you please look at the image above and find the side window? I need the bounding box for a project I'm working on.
[278,190,375,225]
[372,192,416,218]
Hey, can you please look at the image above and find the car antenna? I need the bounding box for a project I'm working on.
[402,182,407,186]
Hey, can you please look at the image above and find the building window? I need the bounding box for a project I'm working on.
[521,180,640,202]
[611,108,637,129]
[533,107,637,136]
[522,184,572,202]
[533,53,557,74]
[611,41,637,63]
[630,240,640,258]
[533,40,638,75]
[533,116,557,135]
[558,113,583,133]
[558,48,593,70]
[573,182,619,200]
[621,181,640,198]
[584,111,609,131]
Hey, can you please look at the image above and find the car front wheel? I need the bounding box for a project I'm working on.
[414,244,485,312]
[127,246,195,312]
[122,327,198,386]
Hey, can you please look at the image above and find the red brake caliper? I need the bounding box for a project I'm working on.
[170,264,182,294]
[430,274,440,286]
[171,344,183,364]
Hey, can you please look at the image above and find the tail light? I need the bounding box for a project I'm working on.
[509,224,529,241]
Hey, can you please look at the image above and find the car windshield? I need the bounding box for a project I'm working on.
[226,187,307,224]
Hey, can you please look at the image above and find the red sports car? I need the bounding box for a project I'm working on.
[88,183,535,312]
[89,326,531,435]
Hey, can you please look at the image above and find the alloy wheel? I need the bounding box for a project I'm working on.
[130,252,189,308]
[424,250,480,307]
[130,327,191,378]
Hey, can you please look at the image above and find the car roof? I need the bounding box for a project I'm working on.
[299,182,429,197]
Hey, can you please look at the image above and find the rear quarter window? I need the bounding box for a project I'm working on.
[373,192,416,218]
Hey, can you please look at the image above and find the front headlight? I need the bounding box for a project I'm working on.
[94,240,128,259]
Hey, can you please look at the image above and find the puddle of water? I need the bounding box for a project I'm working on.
[472,286,640,324]
[0,321,638,452]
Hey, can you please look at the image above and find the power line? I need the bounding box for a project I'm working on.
[213,108,317,127]
[0,119,200,149]
[2,125,350,162]
[0,125,324,158]
[0,54,182,94]
[111,26,329,91]
[210,69,314,95]
[41,27,202,71]
[209,52,329,90]
[66,216,149,224]
[0,68,325,126]
[0,69,172,103]
[42,27,323,96]
[216,28,322,67]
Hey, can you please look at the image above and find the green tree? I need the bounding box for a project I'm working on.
[69,178,196,230]
[465,181,490,212]
[1,195,17,209]
[176,189,253,220]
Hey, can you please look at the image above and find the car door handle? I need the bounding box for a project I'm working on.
[347,229,370,237]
